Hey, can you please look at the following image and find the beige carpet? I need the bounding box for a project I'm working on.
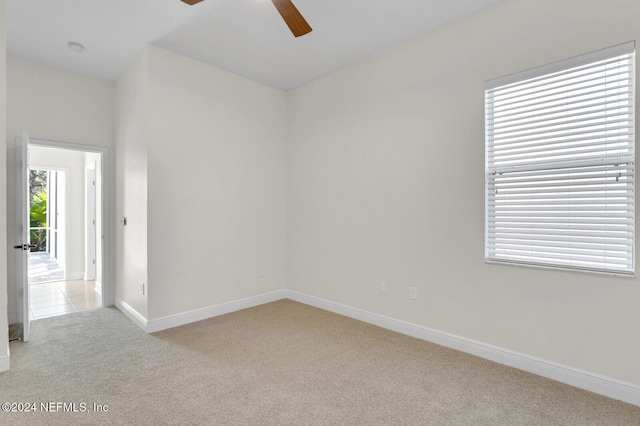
[1,300,639,425]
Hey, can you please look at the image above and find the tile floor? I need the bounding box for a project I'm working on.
[30,280,102,320]
[29,251,65,284]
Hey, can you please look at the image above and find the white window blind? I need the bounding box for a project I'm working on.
[485,42,635,275]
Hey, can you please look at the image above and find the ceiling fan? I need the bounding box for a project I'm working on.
[180,0,312,38]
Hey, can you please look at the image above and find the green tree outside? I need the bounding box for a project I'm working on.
[29,171,48,252]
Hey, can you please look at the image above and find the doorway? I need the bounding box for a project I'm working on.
[19,141,109,329]
[15,134,110,341]
[27,146,103,320]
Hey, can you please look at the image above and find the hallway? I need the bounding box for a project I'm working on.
[30,280,101,320]
[29,251,100,320]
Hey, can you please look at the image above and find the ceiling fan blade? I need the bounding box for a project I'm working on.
[180,0,205,5]
[271,0,312,38]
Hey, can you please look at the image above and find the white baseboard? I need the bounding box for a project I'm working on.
[8,312,18,325]
[0,347,10,373]
[285,290,640,408]
[112,288,640,407]
[146,290,287,333]
[114,297,149,333]
[66,272,84,281]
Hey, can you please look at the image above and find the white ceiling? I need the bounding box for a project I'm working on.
[7,0,504,91]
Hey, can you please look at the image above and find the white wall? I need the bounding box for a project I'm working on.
[146,46,288,320]
[29,146,86,279]
[6,57,115,318]
[287,0,640,385]
[0,0,9,371]
[115,50,149,318]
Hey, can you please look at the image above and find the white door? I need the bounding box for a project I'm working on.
[85,165,97,280]
[15,131,31,342]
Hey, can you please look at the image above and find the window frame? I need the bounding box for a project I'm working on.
[484,42,636,276]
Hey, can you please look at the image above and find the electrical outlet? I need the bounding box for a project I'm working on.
[410,286,417,300]
[380,281,388,293]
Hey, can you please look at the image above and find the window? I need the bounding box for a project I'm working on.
[485,42,635,275]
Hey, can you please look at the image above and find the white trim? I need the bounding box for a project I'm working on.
[284,290,640,408]
[8,312,18,325]
[146,290,287,333]
[0,347,9,373]
[113,288,640,406]
[115,297,148,333]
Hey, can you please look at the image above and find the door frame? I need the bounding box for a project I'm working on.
[27,138,111,307]
[85,163,97,281]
